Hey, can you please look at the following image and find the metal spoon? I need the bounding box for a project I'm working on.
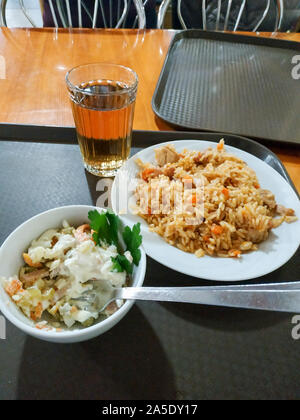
[75,280,300,314]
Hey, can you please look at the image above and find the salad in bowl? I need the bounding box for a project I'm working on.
[0,206,146,343]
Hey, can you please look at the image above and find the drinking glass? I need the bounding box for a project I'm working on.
[66,63,138,177]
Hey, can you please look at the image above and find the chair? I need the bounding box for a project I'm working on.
[1,0,146,29]
[158,0,291,32]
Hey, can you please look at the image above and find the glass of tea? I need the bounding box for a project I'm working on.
[66,63,138,177]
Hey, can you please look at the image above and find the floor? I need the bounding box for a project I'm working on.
[3,0,43,27]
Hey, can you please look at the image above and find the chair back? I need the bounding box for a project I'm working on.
[1,0,146,29]
[158,0,286,32]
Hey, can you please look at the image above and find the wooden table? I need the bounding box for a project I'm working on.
[0,28,299,191]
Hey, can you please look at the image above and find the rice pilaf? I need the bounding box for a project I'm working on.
[134,140,297,258]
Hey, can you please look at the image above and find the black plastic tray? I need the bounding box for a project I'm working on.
[0,128,299,400]
[152,30,300,145]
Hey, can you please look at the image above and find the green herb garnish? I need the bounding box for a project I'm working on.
[122,223,142,266]
[111,255,133,274]
[105,209,121,248]
[88,209,120,248]
[88,210,142,275]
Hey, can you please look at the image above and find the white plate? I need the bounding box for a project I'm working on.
[112,140,300,281]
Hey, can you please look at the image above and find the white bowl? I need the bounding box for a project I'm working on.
[0,205,146,343]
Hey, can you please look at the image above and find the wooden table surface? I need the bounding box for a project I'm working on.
[0,28,299,191]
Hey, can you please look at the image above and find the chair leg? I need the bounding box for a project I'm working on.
[224,0,232,31]
[77,0,82,27]
[215,0,222,30]
[157,0,171,29]
[133,0,146,29]
[202,0,206,30]
[66,0,72,27]
[92,0,99,28]
[233,0,246,32]
[48,0,58,27]
[1,0,8,27]
[275,0,284,32]
[56,0,67,28]
[253,0,271,32]
[177,0,186,29]
[116,0,128,28]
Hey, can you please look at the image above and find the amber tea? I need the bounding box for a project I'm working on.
[66,64,138,176]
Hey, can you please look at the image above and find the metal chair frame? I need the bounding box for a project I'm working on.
[0,0,146,29]
[158,0,285,32]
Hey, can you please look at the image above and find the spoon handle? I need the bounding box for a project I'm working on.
[119,287,300,313]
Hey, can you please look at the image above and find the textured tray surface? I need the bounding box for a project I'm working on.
[0,132,299,400]
[153,31,300,144]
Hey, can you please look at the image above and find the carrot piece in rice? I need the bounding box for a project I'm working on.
[217,139,224,151]
[141,168,161,182]
[222,188,230,199]
[211,224,224,235]
[23,253,43,268]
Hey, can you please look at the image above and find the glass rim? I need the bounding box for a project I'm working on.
[65,62,138,96]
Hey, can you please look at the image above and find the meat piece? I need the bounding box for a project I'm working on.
[51,236,58,247]
[19,268,49,287]
[155,145,179,167]
[52,284,70,303]
[193,152,202,164]
[135,158,145,169]
[74,224,91,242]
[105,301,119,316]
[276,204,295,216]
[141,168,162,182]
[285,216,298,223]
[163,167,175,179]
[259,189,276,210]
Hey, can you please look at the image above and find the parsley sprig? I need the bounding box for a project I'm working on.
[111,254,133,274]
[123,224,142,266]
[88,210,142,275]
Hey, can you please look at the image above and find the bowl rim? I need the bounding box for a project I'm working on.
[0,205,146,340]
